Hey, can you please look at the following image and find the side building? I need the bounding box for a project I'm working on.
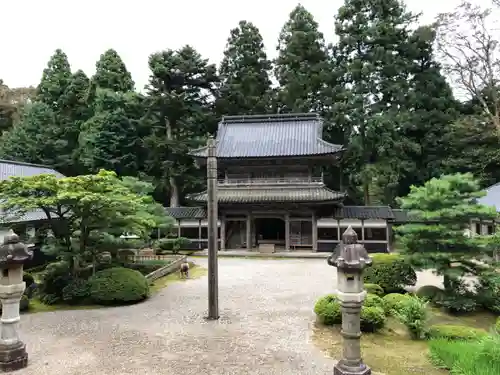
[165,113,397,253]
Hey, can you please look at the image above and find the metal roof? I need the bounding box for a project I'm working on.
[164,207,206,220]
[477,182,500,212]
[333,206,395,220]
[190,113,343,158]
[0,159,64,180]
[187,186,345,204]
[0,160,63,224]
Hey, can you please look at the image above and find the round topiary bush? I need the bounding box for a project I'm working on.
[364,254,416,293]
[360,306,386,332]
[89,267,149,305]
[62,278,91,304]
[365,283,384,296]
[426,324,488,341]
[416,285,444,304]
[364,293,384,309]
[314,294,341,325]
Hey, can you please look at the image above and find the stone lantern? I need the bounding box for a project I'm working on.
[0,230,33,371]
[327,226,372,375]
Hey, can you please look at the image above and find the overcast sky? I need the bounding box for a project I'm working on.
[1,0,491,90]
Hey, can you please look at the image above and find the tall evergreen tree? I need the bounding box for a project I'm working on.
[79,89,142,176]
[216,21,273,116]
[36,49,72,111]
[334,0,418,205]
[274,4,331,113]
[92,49,135,92]
[143,45,218,206]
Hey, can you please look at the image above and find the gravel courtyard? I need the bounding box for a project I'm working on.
[15,258,442,375]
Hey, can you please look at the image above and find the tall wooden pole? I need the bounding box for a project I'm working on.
[207,136,219,320]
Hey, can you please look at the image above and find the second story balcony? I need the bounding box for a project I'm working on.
[217,175,324,187]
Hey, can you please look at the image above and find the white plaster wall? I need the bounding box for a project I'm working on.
[178,220,220,227]
[0,228,11,244]
[317,218,387,228]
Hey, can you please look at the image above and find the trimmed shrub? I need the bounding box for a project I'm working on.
[20,295,29,312]
[62,278,91,304]
[364,293,384,309]
[394,296,428,339]
[496,317,500,333]
[37,262,73,305]
[382,293,412,315]
[476,272,500,314]
[364,283,384,296]
[89,267,149,305]
[155,237,190,254]
[314,294,341,325]
[23,272,35,288]
[415,285,444,303]
[427,324,488,341]
[364,254,416,293]
[360,306,386,332]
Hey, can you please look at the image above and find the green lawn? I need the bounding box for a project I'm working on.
[312,308,497,375]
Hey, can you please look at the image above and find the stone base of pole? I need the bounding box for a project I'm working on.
[0,341,28,372]
[334,360,371,375]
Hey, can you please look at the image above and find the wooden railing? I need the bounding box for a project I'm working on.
[218,176,323,186]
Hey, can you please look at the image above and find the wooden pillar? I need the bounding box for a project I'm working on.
[220,216,226,251]
[177,220,181,238]
[337,219,341,242]
[285,214,290,251]
[207,136,219,320]
[198,219,202,249]
[312,212,318,251]
[246,213,252,249]
[361,219,365,243]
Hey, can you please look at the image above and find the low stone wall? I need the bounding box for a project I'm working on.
[145,255,187,281]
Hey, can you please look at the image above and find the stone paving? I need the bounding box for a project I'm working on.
[15,258,443,375]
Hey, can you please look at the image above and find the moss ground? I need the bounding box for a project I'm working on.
[312,308,497,375]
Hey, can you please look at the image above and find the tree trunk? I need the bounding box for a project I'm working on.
[166,119,180,207]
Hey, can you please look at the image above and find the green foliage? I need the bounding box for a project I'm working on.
[20,295,30,312]
[426,324,488,341]
[496,317,500,333]
[364,283,384,296]
[429,335,500,375]
[360,306,386,333]
[92,49,135,92]
[23,272,35,288]
[314,294,341,325]
[364,293,384,309]
[476,272,500,314]
[415,285,445,303]
[88,267,149,305]
[396,173,498,296]
[394,296,428,339]
[0,170,169,274]
[62,278,90,304]
[155,237,190,254]
[434,277,479,314]
[274,5,331,114]
[382,293,412,315]
[363,253,416,293]
[38,262,73,304]
[216,20,273,116]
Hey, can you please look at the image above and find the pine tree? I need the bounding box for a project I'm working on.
[274,4,331,113]
[334,0,418,205]
[92,49,135,92]
[143,45,218,206]
[36,49,72,111]
[216,21,273,116]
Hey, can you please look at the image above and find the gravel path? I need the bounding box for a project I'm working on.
[15,258,443,375]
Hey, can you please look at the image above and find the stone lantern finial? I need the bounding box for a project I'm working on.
[0,230,33,268]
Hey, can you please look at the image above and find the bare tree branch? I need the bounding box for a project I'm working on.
[435,1,500,132]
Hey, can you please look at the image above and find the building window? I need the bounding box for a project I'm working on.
[318,228,338,241]
[488,225,495,235]
[476,223,481,234]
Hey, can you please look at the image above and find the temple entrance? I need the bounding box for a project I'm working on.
[255,217,285,248]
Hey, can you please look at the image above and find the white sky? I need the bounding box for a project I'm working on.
[1,0,491,90]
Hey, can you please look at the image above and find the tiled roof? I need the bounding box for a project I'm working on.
[187,186,346,204]
[390,209,411,223]
[333,206,395,220]
[164,207,206,220]
[190,113,343,158]
[0,160,63,224]
[0,159,64,180]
